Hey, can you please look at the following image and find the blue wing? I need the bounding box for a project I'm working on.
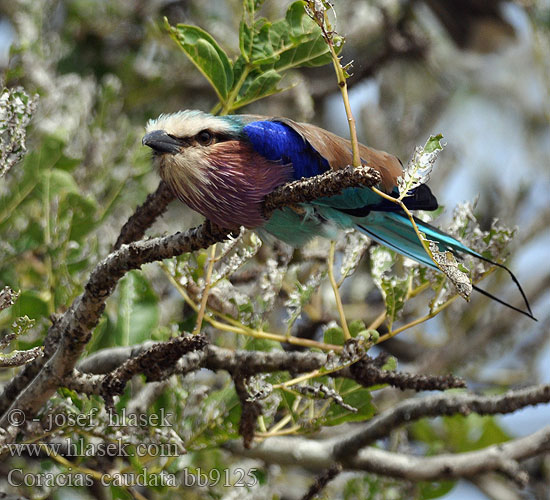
[243,120,330,180]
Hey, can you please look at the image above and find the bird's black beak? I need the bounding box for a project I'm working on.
[142,130,181,154]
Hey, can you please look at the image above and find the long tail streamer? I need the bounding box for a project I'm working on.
[356,212,536,321]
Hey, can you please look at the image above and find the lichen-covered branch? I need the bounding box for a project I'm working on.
[262,165,379,217]
[100,334,207,407]
[72,342,464,394]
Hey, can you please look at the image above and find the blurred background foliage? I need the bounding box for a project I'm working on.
[0,0,549,499]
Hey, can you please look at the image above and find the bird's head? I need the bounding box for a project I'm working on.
[142,110,244,182]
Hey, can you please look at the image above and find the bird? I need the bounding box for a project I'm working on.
[142,109,535,320]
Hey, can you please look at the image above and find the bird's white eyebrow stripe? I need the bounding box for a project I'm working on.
[146,111,236,138]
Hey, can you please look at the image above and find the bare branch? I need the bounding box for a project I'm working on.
[345,356,466,392]
[75,343,466,396]
[469,474,523,500]
[333,384,550,459]
[62,369,105,395]
[300,464,343,500]
[76,341,157,374]
[226,425,550,485]
[0,324,61,416]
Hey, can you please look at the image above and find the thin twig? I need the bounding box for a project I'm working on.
[161,264,344,352]
[328,241,351,340]
[193,244,217,335]
[300,463,343,500]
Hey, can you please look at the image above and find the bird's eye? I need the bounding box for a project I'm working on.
[197,130,213,146]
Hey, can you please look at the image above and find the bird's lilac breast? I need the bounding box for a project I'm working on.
[175,141,292,229]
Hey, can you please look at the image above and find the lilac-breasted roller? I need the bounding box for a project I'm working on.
[142,109,534,319]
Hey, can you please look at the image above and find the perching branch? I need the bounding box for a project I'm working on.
[262,165,379,217]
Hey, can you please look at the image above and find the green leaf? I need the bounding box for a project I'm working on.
[348,320,379,343]
[324,326,345,346]
[424,134,444,154]
[370,247,410,328]
[285,1,312,40]
[239,0,255,62]
[250,21,280,65]
[167,22,234,101]
[63,192,98,241]
[47,169,79,195]
[418,481,456,499]
[285,271,325,330]
[443,414,510,453]
[193,251,208,281]
[273,33,334,70]
[348,319,366,337]
[410,418,443,450]
[188,384,241,448]
[14,291,49,321]
[234,69,282,108]
[57,387,85,411]
[380,275,409,329]
[472,417,510,450]
[11,315,35,338]
[0,135,67,227]
[248,2,335,71]
[381,355,397,371]
[320,379,375,426]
